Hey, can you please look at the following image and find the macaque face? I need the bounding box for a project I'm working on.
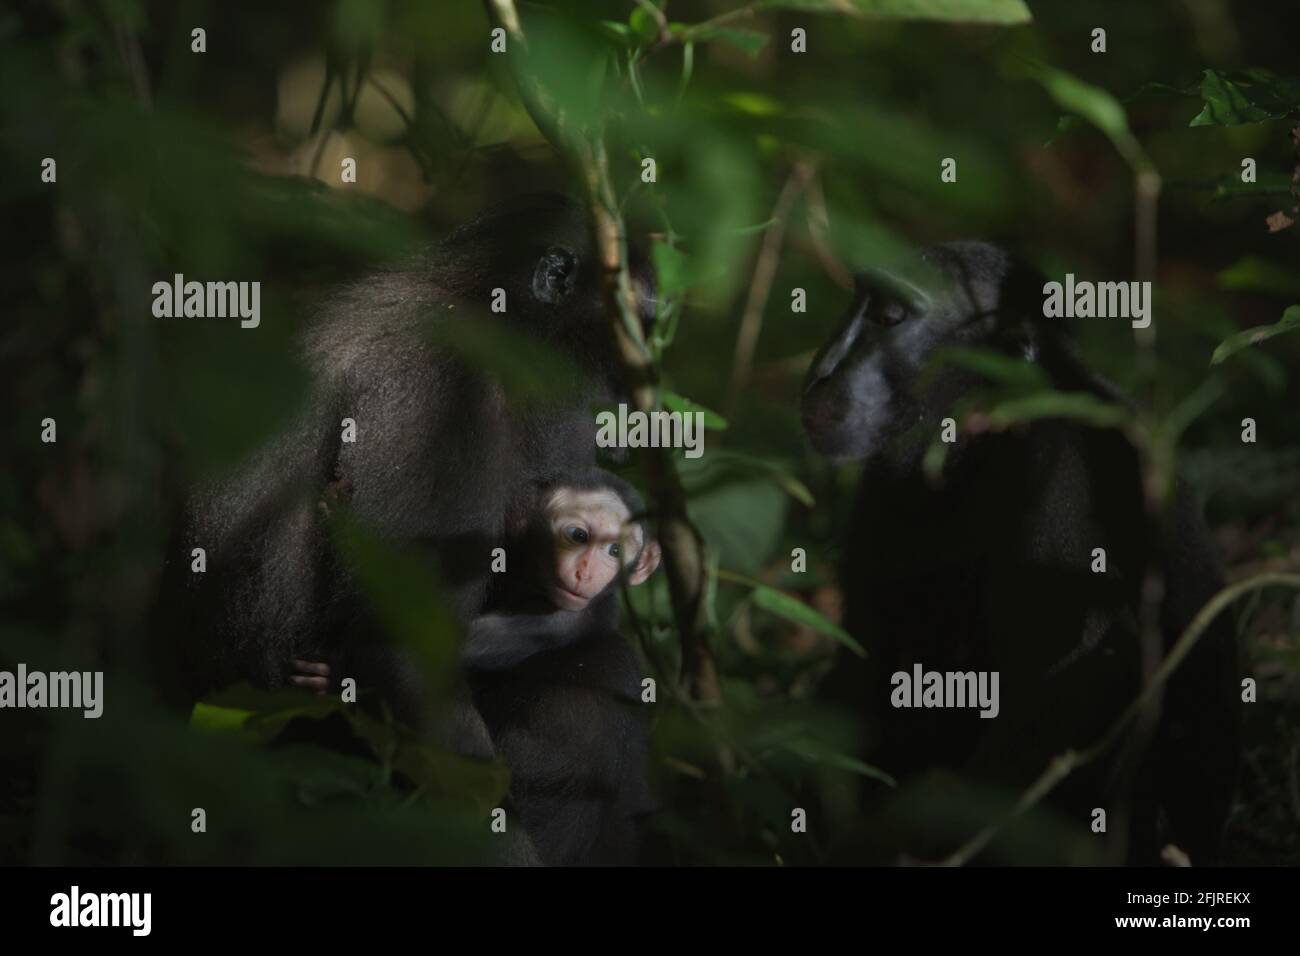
[801,242,1019,463]
[542,487,660,611]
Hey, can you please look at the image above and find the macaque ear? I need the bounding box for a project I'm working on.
[627,537,661,586]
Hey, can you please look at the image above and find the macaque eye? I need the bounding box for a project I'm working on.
[607,542,621,558]
[868,297,910,327]
[565,526,589,545]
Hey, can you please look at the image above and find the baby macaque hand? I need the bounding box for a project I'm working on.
[290,659,331,695]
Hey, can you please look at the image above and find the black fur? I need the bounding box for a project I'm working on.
[802,242,1239,863]
[466,470,654,865]
[156,193,654,740]
[469,617,652,865]
[464,467,648,670]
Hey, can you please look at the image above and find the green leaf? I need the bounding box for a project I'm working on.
[687,478,787,574]
[662,390,729,430]
[721,92,784,117]
[750,584,865,657]
[986,391,1131,429]
[190,702,254,733]
[629,7,661,43]
[759,0,1031,23]
[732,217,780,236]
[432,317,583,406]
[1190,69,1300,127]
[1210,306,1300,365]
[652,240,690,297]
[331,519,460,696]
[391,741,511,812]
[1049,81,1198,145]
[599,20,633,45]
[651,237,732,298]
[679,450,815,507]
[682,26,769,58]
[1029,63,1155,174]
[783,738,896,786]
[164,318,312,479]
[934,346,1050,390]
[195,684,351,744]
[1032,65,1129,140]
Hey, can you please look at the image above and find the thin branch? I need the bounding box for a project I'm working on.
[804,171,854,290]
[579,138,720,701]
[1133,168,1161,351]
[942,571,1300,866]
[726,161,814,419]
[113,22,152,109]
[484,0,720,703]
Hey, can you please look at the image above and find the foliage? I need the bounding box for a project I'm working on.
[2,0,1298,867]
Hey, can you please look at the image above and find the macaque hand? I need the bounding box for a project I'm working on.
[290,659,331,695]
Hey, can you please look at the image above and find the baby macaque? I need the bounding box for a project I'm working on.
[461,469,661,671]
[290,468,661,688]
[290,468,659,865]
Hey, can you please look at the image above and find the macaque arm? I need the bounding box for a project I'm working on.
[461,611,588,671]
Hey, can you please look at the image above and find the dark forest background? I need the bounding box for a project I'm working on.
[1,0,1298,866]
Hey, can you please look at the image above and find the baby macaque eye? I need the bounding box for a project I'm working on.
[608,542,621,558]
[565,526,589,545]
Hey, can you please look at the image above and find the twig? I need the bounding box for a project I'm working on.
[726,162,815,419]
[484,0,720,703]
[941,571,1300,866]
[803,172,854,290]
[113,22,152,109]
[1133,168,1161,351]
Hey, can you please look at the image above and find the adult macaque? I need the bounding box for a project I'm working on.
[801,242,1238,864]
[155,193,656,739]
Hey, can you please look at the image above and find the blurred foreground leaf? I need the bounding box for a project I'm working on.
[1030,63,1152,171]
[985,391,1131,430]
[935,346,1050,390]
[392,741,511,814]
[198,684,349,744]
[750,582,865,657]
[663,390,728,430]
[196,684,510,809]
[780,735,895,786]
[687,476,787,573]
[681,449,814,507]
[331,518,459,694]
[675,24,769,58]
[432,317,584,406]
[1218,258,1300,297]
